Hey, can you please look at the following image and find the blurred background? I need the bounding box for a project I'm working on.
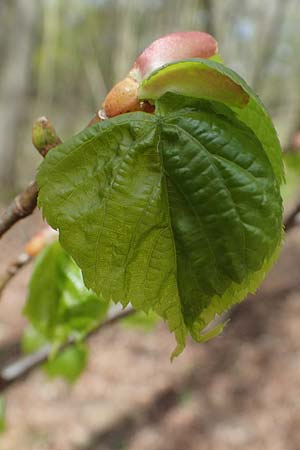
[1,0,300,449]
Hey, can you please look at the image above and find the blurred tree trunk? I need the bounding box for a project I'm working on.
[202,0,215,36]
[252,0,291,92]
[0,0,37,200]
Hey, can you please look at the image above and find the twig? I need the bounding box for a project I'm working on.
[0,111,106,240]
[0,118,61,240]
[0,181,38,238]
[0,253,31,297]
[0,227,57,299]
[0,306,135,393]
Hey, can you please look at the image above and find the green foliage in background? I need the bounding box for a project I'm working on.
[37,60,283,357]
[44,343,88,383]
[24,241,109,345]
[23,241,109,381]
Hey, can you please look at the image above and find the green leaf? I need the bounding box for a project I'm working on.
[21,325,49,354]
[158,105,282,336]
[38,115,187,354]
[44,343,88,383]
[139,59,284,185]
[24,242,109,345]
[0,396,5,434]
[37,94,283,356]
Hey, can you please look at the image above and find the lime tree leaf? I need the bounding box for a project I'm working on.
[37,114,186,355]
[139,59,284,185]
[23,241,109,345]
[158,106,282,337]
[44,343,88,383]
[37,98,283,356]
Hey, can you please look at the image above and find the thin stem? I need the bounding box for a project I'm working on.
[0,307,135,393]
[0,181,38,238]
[0,112,104,240]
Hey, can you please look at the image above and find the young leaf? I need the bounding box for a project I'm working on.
[43,343,88,383]
[22,324,49,354]
[37,95,283,356]
[24,242,109,345]
[139,59,284,185]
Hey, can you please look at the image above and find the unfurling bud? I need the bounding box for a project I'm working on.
[103,31,219,118]
[103,76,140,118]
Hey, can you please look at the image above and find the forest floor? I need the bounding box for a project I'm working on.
[1,211,300,450]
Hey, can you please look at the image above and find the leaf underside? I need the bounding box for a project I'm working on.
[37,61,283,357]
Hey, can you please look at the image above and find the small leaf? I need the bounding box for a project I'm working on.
[21,325,48,354]
[44,344,88,383]
[139,59,249,107]
[24,242,109,345]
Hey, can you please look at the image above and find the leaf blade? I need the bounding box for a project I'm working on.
[140,59,284,184]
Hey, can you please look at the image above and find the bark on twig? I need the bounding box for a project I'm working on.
[0,181,38,238]
[0,111,105,240]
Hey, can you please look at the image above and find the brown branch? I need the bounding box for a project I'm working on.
[0,181,38,238]
[0,111,107,240]
[0,306,134,393]
[0,252,31,297]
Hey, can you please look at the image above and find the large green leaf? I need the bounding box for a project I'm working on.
[157,102,282,339]
[139,59,284,185]
[37,99,283,356]
[37,115,186,354]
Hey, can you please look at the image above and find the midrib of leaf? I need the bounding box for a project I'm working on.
[156,121,187,356]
